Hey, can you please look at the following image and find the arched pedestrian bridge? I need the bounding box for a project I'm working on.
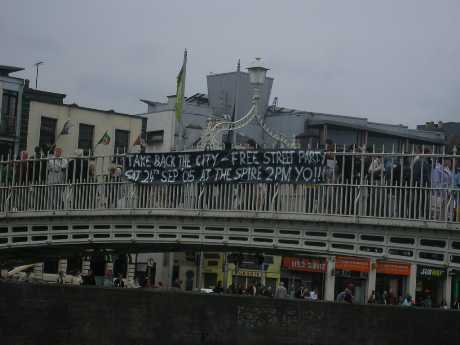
[0,149,459,267]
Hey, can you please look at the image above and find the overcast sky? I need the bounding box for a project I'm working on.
[2,0,459,127]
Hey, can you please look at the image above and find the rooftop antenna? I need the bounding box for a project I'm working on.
[34,61,44,89]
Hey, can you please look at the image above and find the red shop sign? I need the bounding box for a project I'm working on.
[335,256,370,273]
[282,257,327,273]
[376,261,410,276]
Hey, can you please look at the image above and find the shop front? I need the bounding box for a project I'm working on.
[451,271,460,307]
[232,270,263,291]
[416,265,446,307]
[280,256,327,299]
[334,256,370,304]
[228,254,280,292]
[375,260,411,304]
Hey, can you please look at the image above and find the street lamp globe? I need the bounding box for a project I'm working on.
[247,57,269,86]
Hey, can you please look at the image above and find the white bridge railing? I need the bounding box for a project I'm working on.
[0,147,459,224]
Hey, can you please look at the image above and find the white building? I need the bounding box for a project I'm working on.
[26,101,145,158]
[140,94,213,152]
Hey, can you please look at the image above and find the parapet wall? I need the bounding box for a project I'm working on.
[0,281,459,345]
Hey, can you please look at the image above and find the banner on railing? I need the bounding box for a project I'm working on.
[123,149,326,184]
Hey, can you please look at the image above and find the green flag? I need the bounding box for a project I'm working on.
[97,131,111,145]
[175,50,187,122]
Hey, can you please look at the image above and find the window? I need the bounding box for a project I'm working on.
[305,231,327,237]
[390,237,415,245]
[78,124,94,151]
[359,246,383,253]
[331,243,354,250]
[451,255,460,264]
[388,248,413,257]
[114,129,130,154]
[1,91,18,134]
[420,239,446,248]
[39,117,57,148]
[419,252,444,261]
[360,234,384,242]
[147,130,164,145]
[304,241,327,247]
[332,233,355,239]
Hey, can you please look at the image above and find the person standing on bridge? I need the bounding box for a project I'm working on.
[47,147,68,210]
[431,158,453,221]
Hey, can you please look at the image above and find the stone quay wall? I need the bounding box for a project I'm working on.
[0,281,459,345]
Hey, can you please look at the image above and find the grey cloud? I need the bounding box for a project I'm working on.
[1,0,459,126]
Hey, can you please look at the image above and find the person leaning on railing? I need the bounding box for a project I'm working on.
[431,158,453,221]
[46,147,68,210]
[454,166,460,221]
[66,149,89,183]
[411,147,432,219]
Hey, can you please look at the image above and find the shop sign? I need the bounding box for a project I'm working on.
[236,270,262,278]
[282,257,327,273]
[417,266,446,279]
[335,256,370,273]
[376,261,411,276]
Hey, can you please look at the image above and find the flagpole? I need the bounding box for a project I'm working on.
[232,59,241,147]
[177,49,187,152]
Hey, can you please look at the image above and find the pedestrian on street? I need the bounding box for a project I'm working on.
[72,271,83,285]
[441,299,449,310]
[172,278,182,289]
[113,274,125,288]
[83,270,96,286]
[423,295,432,308]
[57,271,65,285]
[401,295,413,306]
[309,289,318,301]
[367,290,376,304]
[213,281,224,294]
[274,282,287,299]
[337,287,353,303]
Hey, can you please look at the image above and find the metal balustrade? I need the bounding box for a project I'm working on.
[0,147,459,265]
[0,148,458,223]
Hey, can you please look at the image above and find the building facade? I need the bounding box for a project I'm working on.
[417,121,460,148]
[140,68,445,151]
[0,65,25,157]
[26,101,144,157]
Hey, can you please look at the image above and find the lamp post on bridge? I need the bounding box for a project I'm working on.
[247,57,268,130]
[201,57,294,150]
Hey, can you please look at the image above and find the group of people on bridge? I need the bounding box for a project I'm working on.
[0,144,459,222]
